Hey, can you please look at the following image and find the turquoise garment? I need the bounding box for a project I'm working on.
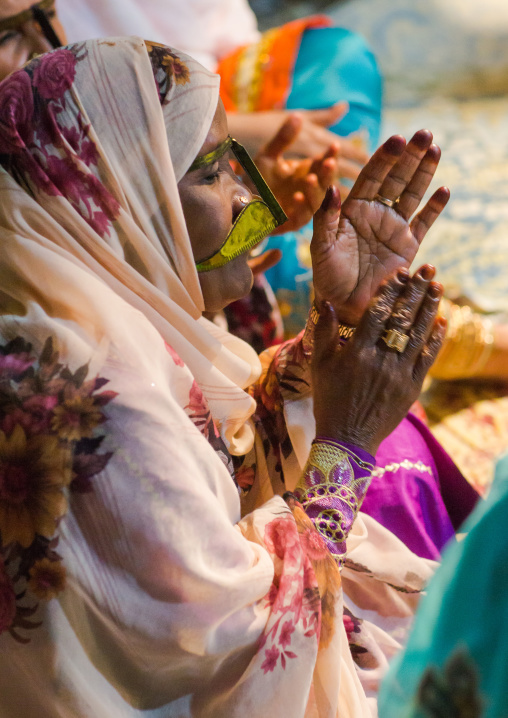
[379,452,508,718]
[287,26,383,153]
[264,26,382,329]
[264,224,313,337]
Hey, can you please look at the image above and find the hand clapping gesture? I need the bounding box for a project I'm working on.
[312,266,446,455]
[311,130,449,325]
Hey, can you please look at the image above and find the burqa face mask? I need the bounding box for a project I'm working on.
[189,136,287,272]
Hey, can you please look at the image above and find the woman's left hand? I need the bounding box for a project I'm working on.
[311,130,449,325]
[312,265,447,455]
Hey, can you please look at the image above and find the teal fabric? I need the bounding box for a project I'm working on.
[379,452,508,718]
[287,26,383,152]
[264,26,382,314]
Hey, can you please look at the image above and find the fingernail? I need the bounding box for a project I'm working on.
[412,129,432,150]
[434,186,451,206]
[426,143,441,161]
[322,185,341,212]
[418,264,435,280]
[428,282,443,298]
[383,135,405,155]
[397,267,409,282]
[436,317,447,330]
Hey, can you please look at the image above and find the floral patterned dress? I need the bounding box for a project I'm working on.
[0,36,444,718]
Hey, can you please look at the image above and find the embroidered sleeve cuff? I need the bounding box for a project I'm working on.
[294,438,375,565]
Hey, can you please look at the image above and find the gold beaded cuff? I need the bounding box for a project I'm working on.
[302,301,356,357]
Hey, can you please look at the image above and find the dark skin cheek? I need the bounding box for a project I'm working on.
[180,192,232,263]
[178,182,253,312]
[198,255,254,313]
[177,99,255,312]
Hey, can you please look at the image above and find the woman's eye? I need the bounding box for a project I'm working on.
[203,164,221,184]
[0,31,19,47]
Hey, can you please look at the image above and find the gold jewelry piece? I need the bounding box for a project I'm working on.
[308,302,356,338]
[429,298,495,380]
[382,328,410,353]
[237,195,250,205]
[308,301,320,326]
[374,193,399,208]
[303,301,356,356]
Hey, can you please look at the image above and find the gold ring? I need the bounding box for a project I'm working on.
[382,328,410,353]
[374,194,399,208]
[238,195,250,206]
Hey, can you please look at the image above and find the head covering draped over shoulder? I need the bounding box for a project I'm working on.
[0,37,260,456]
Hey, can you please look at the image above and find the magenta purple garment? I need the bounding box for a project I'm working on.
[360,412,479,560]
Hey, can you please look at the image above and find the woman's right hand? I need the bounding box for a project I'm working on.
[312,265,447,456]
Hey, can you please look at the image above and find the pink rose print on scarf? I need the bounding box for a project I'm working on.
[0,45,121,240]
[185,381,220,442]
[0,71,34,154]
[264,516,301,563]
[298,525,328,562]
[257,514,320,674]
[32,49,77,101]
[164,342,185,368]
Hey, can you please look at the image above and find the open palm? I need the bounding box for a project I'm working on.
[311,130,450,325]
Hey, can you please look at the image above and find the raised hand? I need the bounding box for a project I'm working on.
[227,103,369,163]
[311,130,449,325]
[312,265,446,455]
[251,113,340,233]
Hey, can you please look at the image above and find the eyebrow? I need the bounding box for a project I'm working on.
[188,136,232,171]
[0,0,55,32]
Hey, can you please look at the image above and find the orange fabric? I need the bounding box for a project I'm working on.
[218,16,331,112]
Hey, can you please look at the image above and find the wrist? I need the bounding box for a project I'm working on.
[314,423,379,457]
[308,300,356,340]
[313,290,360,327]
[314,435,375,467]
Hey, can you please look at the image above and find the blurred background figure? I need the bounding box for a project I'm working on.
[0,0,65,82]
[58,0,382,156]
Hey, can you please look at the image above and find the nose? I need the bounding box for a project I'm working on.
[232,188,253,223]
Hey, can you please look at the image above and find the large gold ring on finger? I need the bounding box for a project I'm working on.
[382,328,410,353]
[374,193,399,208]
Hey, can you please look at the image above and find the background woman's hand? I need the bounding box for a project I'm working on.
[311,130,450,325]
[252,114,341,233]
[249,113,367,234]
[312,265,447,456]
[227,105,368,162]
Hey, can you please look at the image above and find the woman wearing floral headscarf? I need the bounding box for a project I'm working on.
[0,37,471,716]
